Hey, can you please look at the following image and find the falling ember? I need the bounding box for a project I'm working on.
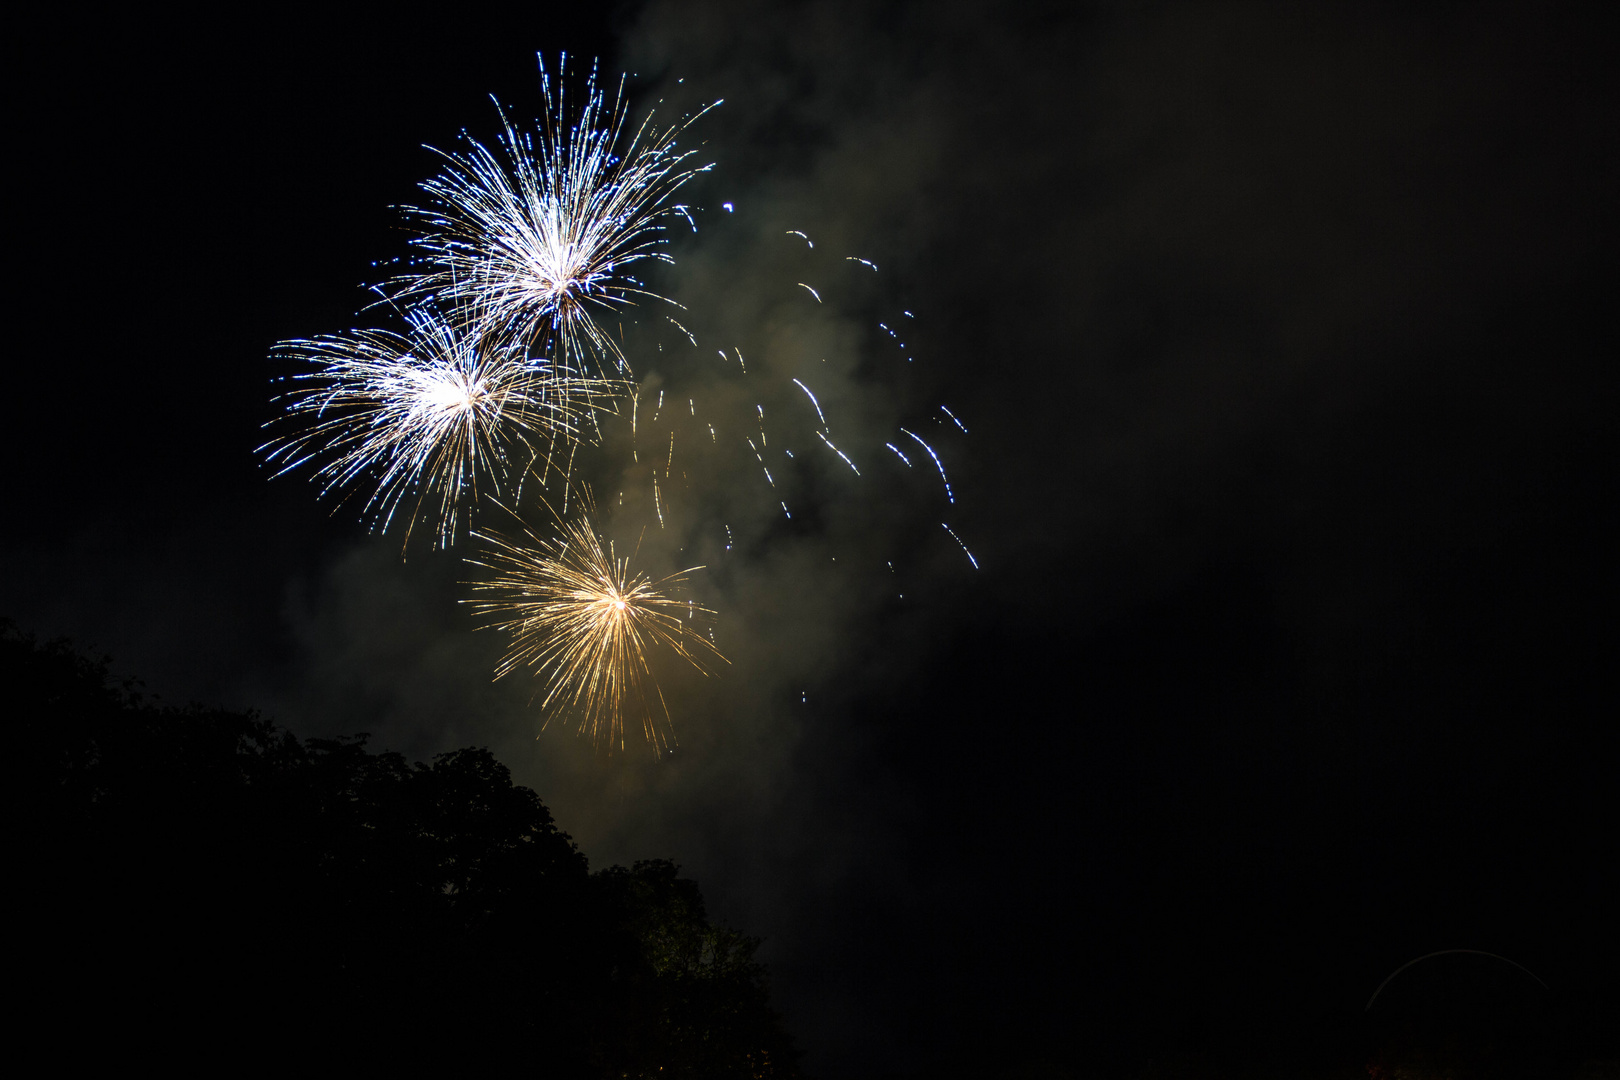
[942,523,979,569]
[666,316,697,346]
[815,431,860,475]
[469,513,727,752]
[901,427,954,503]
[792,378,828,428]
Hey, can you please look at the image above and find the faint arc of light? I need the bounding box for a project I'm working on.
[1365,950,1550,1012]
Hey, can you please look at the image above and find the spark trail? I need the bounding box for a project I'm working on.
[901,427,954,503]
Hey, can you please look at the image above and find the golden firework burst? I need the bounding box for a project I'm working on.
[469,513,727,751]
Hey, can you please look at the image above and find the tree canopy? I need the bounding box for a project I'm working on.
[10,621,799,1075]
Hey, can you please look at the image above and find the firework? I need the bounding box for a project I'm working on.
[393,57,717,383]
[599,229,978,574]
[469,512,727,751]
[261,305,601,548]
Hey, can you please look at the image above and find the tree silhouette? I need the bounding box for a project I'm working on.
[10,621,799,1075]
[594,860,799,1077]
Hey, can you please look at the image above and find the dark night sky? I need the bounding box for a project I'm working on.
[9,2,1617,1076]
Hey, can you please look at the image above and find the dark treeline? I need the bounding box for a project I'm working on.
[11,621,799,1075]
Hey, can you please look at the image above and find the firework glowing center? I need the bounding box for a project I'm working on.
[409,367,490,417]
[582,585,632,621]
[497,205,604,297]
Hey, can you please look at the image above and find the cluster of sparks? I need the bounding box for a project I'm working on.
[262,306,602,548]
[626,231,977,570]
[262,56,975,751]
[393,61,717,381]
[265,57,711,549]
[470,516,726,751]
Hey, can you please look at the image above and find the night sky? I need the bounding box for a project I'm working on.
[10,3,1616,1076]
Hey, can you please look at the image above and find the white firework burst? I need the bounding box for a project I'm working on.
[261,305,605,548]
[394,57,717,382]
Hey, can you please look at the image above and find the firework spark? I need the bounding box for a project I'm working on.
[261,305,600,548]
[470,513,727,751]
[394,57,717,383]
[942,523,980,570]
[901,427,954,503]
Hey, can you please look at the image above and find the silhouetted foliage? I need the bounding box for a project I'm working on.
[9,621,799,1075]
[594,860,798,1077]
